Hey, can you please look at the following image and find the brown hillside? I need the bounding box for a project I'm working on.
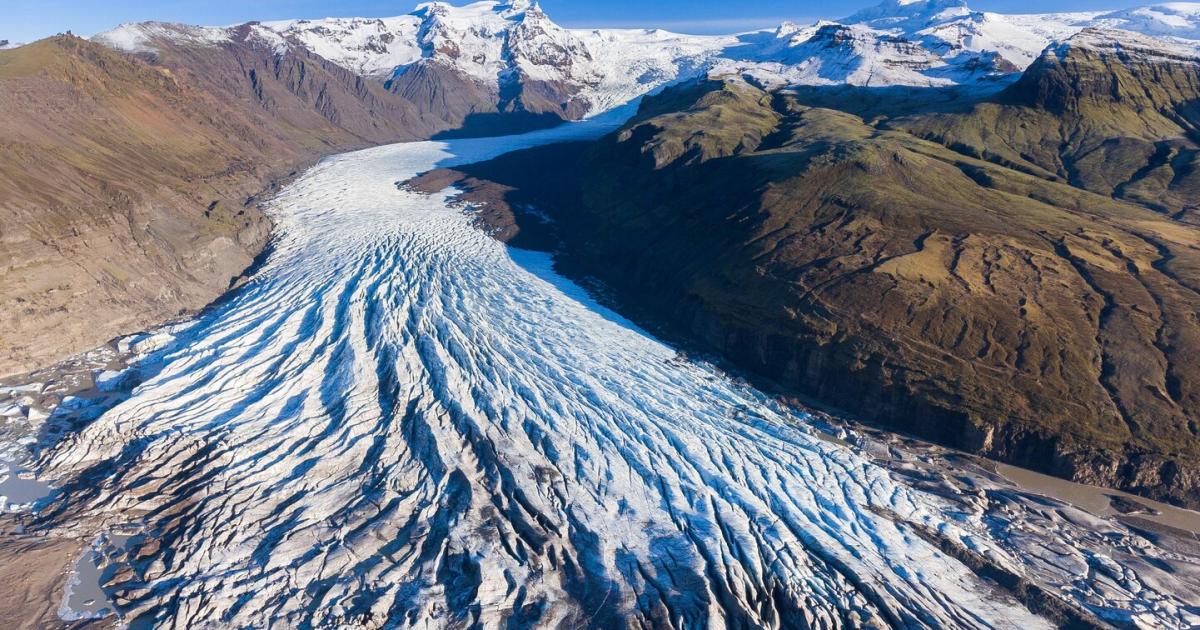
[0,34,435,376]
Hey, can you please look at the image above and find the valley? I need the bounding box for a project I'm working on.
[3,0,1200,627]
[1,119,1198,628]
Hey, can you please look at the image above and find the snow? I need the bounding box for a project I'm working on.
[92,22,231,54]
[256,1,733,116]
[407,0,534,82]
[1095,2,1200,39]
[243,23,292,55]
[24,109,1200,628]
[1052,26,1200,61]
[52,4,1200,623]
[710,22,962,88]
[93,371,123,391]
[570,28,734,113]
[938,11,1105,67]
[845,0,975,30]
[261,16,423,78]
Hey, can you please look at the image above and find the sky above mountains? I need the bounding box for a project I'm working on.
[6,0,1143,43]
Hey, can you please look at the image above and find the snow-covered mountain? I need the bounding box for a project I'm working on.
[266,1,735,115]
[92,0,1200,116]
[1093,2,1200,39]
[701,0,1200,88]
[709,20,1014,88]
[95,2,732,119]
[1050,24,1200,61]
[259,16,423,78]
[847,0,1200,66]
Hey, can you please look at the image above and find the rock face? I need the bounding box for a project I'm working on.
[426,68,1200,508]
[95,22,445,141]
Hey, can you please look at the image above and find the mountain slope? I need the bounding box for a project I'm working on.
[899,28,1200,221]
[97,2,735,131]
[0,36,278,376]
[575,76,1200,508]
[4,1,722,377]
[0,32,448,377]
[86,0,1200,115]
[93,21,449,140]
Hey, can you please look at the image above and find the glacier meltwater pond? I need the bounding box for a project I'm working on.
[12,111,1200,628]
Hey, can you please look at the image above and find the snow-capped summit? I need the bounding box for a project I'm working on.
[845,0,973,31]
[837,0,1111,69]
[262,2,569,81]
[1048,25,1200,61]
[407,0,592,84]
[261,17,423,78]
[1092,3,1200,39]
[718,16,1036,88]
[501,0,537,11]
[93,21,233,55]
[842,0,1200,69]
[94,2,732,119]
[90,0,1200,118]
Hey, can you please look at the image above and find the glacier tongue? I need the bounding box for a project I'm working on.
[25,117,1198,628]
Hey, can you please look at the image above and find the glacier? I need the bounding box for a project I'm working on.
[3,111,1197,628]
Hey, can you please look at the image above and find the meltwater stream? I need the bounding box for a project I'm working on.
[17,114,1200,628]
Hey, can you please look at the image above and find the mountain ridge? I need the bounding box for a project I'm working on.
[86,0,1200,107]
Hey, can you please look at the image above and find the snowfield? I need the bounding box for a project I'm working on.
[13,112,1197,628]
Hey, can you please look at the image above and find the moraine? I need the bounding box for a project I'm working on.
[7,111,1200,628]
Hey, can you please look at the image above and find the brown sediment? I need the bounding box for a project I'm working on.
[0,529,85,629]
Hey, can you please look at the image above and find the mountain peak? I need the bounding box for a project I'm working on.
[504,0,538,12]
[93,21,232,54]
[1004,25,1200,115]
[1095,3,1200,39]
[844,0,972,29]
[1049,26,1200,61]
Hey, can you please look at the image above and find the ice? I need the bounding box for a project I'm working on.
[0,382,43,396]
[94,370,126,392]
[0,470,53,512]
[58,540,116,622]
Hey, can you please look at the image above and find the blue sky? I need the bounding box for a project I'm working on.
[6,0,1133,43]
